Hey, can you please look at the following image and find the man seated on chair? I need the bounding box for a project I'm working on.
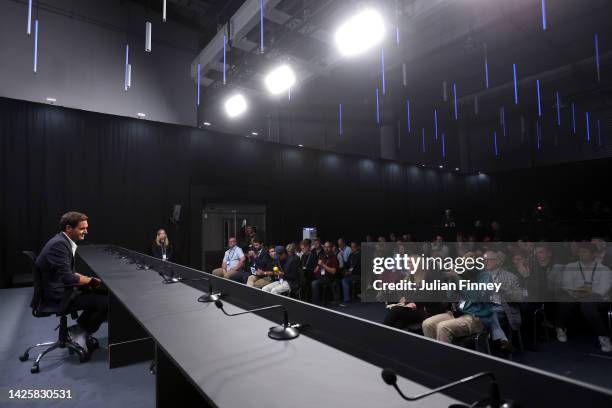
[247,246,278,289]
[36,211,107,354]
[212,237,248,283]
[422,257,493,344]
[262,244,300,295]
[311,241,339,305]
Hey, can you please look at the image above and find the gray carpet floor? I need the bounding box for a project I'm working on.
[0,287,154,408]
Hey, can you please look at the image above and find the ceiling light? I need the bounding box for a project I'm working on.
[298,144,303,147]
[264,64,296,94]
[438,165,444,169]
[137,112,146,118]
[455,167,460,171]
[46,97,56,104]
[334,9,385,57]
[203,122,211,126]
[251,132,258,136]
[225,94,247,118]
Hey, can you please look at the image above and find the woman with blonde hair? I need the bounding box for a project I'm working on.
[152,228,173,261]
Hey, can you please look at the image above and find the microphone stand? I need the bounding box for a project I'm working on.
[196,276,222,303]
[381,369,511,408]
[214,300,300,340]
[157,266,209,285]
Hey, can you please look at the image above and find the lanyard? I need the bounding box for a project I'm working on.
[303,251,314,268]
[578,262,598,285]
[226,248,236,263]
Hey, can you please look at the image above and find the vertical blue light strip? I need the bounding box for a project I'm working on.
[501,107,506,137]
[434,109,438,140]
[484,45,489,89]
[595,33,601,82]
[339,103,343,135]
[541,0,547,31]
[381,48,386,95]
[513,64,519,104]
[421,128,425,153]
[597,119,602,146]
[586,112,590,142]
[571,102,576,134]
[442,133,446,158]
[197,63,201,106]
[555,91,561,126]
[376,88,380,124]
[33,19,39,73]
[536,79,542,117]
[124,44,129,91]
[537,121,541,150]
[223,34,227,85]
[27,0,32,35]
[453,82,458,120]
[396,27,400,45]
[260,0,264,53]
[406,99,411,132]
[494,131,498,156]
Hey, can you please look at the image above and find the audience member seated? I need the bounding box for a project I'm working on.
[263,244,300,295]
[383,255,440,329]
[312,237,324,258]
[556,242,612,352]
[299,239,317,298]
[151,228,173,261]
[311,241,339,305]
[247,246,277,289]
[422,266,493,343]
[246,237,270,274]
[340,241,361,307]
[484,250,525,351]
[212,237,247,283]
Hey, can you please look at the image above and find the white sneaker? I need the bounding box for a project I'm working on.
[598,336,612,353]
[556,327,567,343]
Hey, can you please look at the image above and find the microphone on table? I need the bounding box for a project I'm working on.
[196,276,222,303]
[156,265,209,285]
[214,299,301,340]
[381,368,516,408]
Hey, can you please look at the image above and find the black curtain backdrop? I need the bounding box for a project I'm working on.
[1,97,611,287]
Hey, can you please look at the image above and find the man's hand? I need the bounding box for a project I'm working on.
[77,274,92,285]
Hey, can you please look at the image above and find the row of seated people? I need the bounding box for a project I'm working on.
[210,236,361,306]
[381,241,612,354]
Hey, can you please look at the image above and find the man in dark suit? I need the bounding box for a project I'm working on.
[36,211,107,353]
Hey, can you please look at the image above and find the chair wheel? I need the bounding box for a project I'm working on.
[31,365,40,374]
[19,353,29,362]
[78,353,90,363]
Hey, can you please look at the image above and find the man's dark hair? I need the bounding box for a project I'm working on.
[252,236,263,245]
[59,211,88,232]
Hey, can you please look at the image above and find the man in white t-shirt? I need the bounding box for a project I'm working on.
[212,237,247,282]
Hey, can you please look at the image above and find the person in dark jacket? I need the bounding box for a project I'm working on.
[36,211,107,352]
[262,244,300,295]
[151,228,173,261]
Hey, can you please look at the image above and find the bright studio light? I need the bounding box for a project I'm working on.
[264,64,296,94]
[334,9,385,57]
[225,94,247,118]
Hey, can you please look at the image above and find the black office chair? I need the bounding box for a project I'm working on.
[18,251,89,373]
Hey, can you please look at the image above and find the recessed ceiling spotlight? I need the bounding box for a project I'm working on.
[421,164,426,167]
[251,132,258,136]
[298,144,303,147]
[46,97,56,104]
[334,9,385,57]
[264,64,296,94]
[438,165,444,169]
[225,94,247,118]
[137,112,146,118]
[455,167,460,171]
[203,122,211,126]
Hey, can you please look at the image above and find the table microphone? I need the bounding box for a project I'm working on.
[196,276,222,303]
[157,268,209,285]
[214,299,300,340]
[381,368,516,408]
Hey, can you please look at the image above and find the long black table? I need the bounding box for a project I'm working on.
[77,245,612,408]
